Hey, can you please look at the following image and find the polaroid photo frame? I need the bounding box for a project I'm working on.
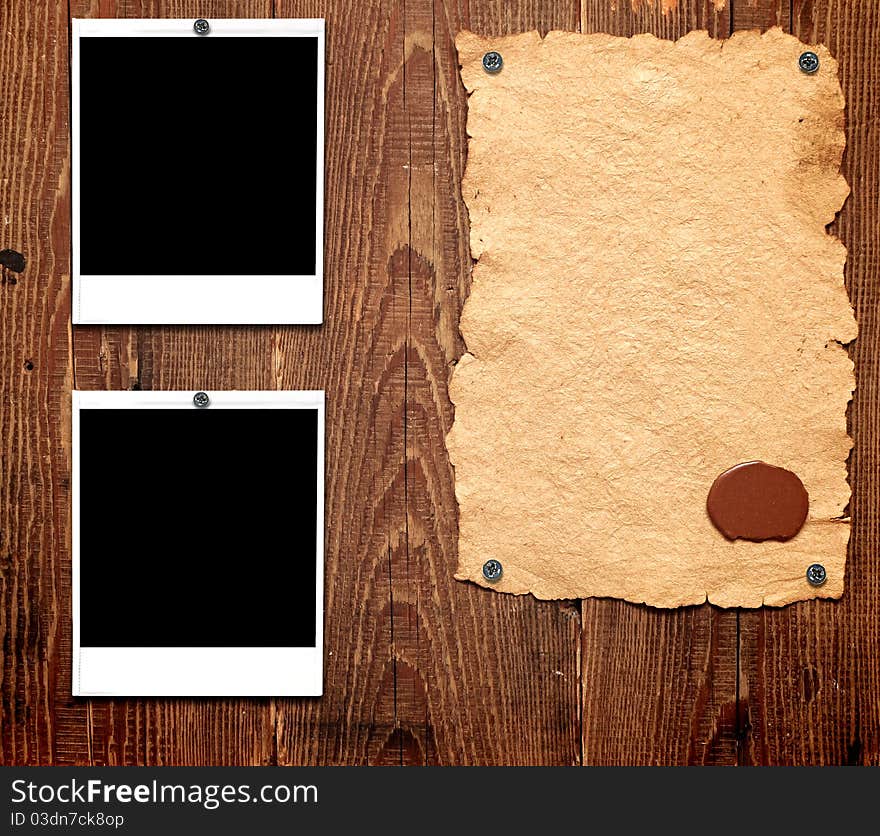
[71,18,325,324]
[72,390,325,696]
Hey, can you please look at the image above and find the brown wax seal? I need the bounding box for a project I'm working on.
[706,461,809,542]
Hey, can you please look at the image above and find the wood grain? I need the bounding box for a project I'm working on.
[731,0,790,31]
[581,0,729,37]
[0,0,72,766]
[1,0,877,765]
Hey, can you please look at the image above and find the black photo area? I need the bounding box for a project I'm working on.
[79,408,318,647]
[78,36,318,276]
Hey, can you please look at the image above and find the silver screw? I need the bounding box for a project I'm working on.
[482,559,503,582]
[193,391,210,408]
[482,51,503,74]
[194,19,210,36]
[799,51,819,74]
[806,563,827,586]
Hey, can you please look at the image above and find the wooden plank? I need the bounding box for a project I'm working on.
[576,2,739,766]
[731,0,791,31]
[271,0,417,764]
[0,0,71,766]
[737,0,880,765]
[68,0,279,766]
[399,0,583,765]
[725,0,794,768]
[273,0,582,766]
[459,0,580,36]
[582,604,740,765]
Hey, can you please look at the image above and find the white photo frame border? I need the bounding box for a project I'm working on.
[72,390,325,697]
[71,18,325,325]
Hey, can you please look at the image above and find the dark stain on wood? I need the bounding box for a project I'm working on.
[0,249,26,273]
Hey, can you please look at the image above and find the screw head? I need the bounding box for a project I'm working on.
[193,391,210,408]
[806,563,827,586]
[799,51,819,74]
[482,51,503,74]
[194,18,210,36]
[482,559,503,582]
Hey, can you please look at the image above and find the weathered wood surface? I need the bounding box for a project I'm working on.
[0,0,875,764]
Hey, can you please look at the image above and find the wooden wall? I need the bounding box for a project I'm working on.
[1,0,876,765]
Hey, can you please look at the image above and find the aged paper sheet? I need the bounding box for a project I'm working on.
[450,28,856,607]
